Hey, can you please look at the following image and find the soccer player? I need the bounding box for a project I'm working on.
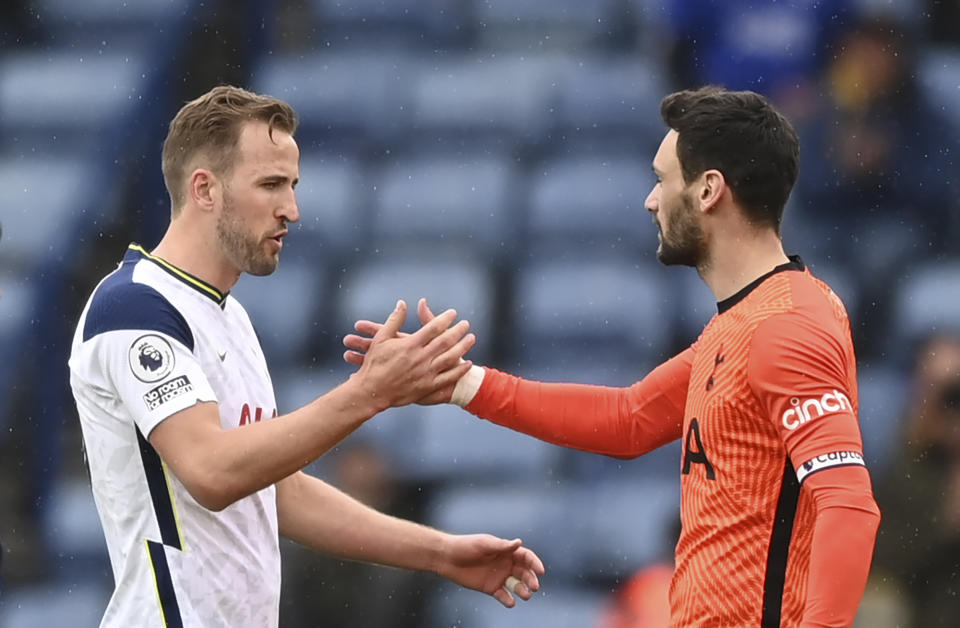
[68,86,544,628]
[345,87,881,627]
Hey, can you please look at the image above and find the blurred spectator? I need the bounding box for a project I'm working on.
[662,0,851,116]
[793,15,957,273]
[874,333,960,627]
[280,442,429,628]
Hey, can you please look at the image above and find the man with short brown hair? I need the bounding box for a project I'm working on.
[69,85,544,627]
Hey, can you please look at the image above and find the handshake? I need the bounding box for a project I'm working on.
[340,297,479,409]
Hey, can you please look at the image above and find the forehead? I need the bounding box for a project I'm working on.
[653,129,679,172]
[233,121,299,172]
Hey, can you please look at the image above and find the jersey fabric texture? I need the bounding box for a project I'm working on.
[69,244,281,628]
[464,258,872,627]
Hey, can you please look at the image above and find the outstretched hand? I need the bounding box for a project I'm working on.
[435,534,545,608]
[351,300,474,409]
[344,299,462,405]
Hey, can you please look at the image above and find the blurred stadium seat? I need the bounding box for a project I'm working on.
[372,151,518,258]
[554,55,667,145]
[918,47,960,134]
[857,364,908,475]
[526,154,657,253]
[0,157,95,263]
[379,403,560,482]
[473,0,622,48]
[229,259,328,367]
[512,258,674,364]
[251,51,415,148]
[334,257,496,361]
[891,261,960,350]
[410,53,566,147]
[289,155,369,256]
[0,50,147,152]
[428,582,606,628]
[311,0,467,45]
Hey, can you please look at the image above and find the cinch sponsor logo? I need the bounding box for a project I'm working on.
[143,375,193,411]
[781,390,852,430]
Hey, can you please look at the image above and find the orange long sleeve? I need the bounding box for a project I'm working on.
[464,348,694,458]
[800,465,881,627]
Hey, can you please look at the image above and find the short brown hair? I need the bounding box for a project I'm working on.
[161,85,298,213]
[661,86,799,233]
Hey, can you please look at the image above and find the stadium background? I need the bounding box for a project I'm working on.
[0,0,958,626]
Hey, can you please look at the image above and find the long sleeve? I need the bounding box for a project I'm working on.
[800,465,881,627]
[464,348,694,458]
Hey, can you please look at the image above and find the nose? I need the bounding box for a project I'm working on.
[280,189,300,223]
[645,184,659,213]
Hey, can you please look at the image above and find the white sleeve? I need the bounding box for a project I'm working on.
[92,329,218,437]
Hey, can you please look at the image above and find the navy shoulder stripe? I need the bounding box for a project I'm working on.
[83,262,194,350]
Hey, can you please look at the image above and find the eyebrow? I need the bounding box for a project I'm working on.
[651,165,662,177]
[259,174,299,187]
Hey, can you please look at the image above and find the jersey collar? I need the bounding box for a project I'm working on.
[716,255,805,314]
[124,244,228,308]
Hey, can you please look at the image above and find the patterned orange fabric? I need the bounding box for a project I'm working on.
[467,260,872,627]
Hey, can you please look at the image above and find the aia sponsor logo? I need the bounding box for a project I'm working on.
[781,390,852,430]
[238,403,278,426]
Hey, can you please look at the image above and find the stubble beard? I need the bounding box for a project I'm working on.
[216,192,279,277]
[656,190,707,269]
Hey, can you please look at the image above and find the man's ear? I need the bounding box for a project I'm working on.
[188,168,220,213]
[699,169,726,213]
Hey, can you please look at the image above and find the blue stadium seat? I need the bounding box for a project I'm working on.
[311,0,466,44]
[35,0,190,45]
[428,582,606,628]
[379,403,560,482]
[472,0,622,48]
[0,50,147,152]
[0,271,36,436]
[526,155,657,251]
[291,155,369,256]
[410,54,566,146]
[42,479,111,582]
[0,156,95,264]
[554,55,668,146]
[674,269,714,346]
[918,47,960,134]
[251,52,415,147]
[229,259,328,367]
[334,257,496,361]
[372,152,517,258]
[0,582,110,628]
[891,261,960,349]
[857,364,908,476]
[512,258,674,364]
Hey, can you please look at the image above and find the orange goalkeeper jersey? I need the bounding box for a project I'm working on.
[466,258,872,627]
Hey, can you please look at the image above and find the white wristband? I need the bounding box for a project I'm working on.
[450,365,485,407]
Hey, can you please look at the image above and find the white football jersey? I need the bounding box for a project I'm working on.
[69,244,282,628]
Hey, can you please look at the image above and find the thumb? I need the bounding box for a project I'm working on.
[418,297,437,325]
[375,299,407,340]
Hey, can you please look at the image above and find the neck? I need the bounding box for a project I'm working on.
[150,215,240,295]
[698,226,789,303]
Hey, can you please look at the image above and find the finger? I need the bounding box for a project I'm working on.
[375,300,407,340]
[410,308,457,345]
[515,546,546,576]
[343,334,373,352]
[492,587,515,608]
[353,320,382,336]
[432,360,473,391]
[505,576,532,600]
[431,333,476,372]
[343,350,365,366]
[418,298,437,325]
[424,319,471,358]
